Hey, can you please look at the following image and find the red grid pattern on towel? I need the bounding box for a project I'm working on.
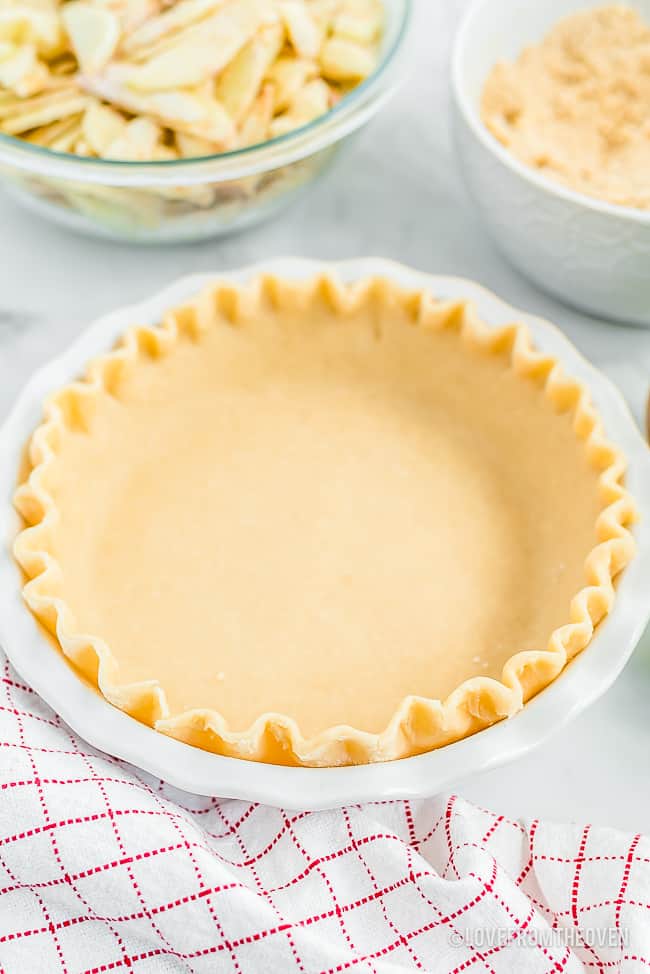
[1,651,650,974]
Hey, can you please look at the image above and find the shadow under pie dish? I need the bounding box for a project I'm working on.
[12,274,636,768]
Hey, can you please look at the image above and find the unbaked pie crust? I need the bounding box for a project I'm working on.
[13,275,636,767]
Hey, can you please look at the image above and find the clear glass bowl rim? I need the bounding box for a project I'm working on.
[0,0,412,187]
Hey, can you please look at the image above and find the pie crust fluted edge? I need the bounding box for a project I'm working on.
[12,274,637,767]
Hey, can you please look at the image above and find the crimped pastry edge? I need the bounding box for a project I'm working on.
[12,273,637,767]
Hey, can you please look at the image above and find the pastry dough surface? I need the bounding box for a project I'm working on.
[49,296,601,737]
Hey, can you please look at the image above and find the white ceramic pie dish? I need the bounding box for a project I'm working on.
[1,257,649,809]
[452,0,650,327]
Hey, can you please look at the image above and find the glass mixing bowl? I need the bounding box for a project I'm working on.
[0,0,412,244]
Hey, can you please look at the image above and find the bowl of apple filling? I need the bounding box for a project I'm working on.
[0,0,411,242]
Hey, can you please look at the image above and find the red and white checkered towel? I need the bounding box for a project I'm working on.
[1,649,649,974]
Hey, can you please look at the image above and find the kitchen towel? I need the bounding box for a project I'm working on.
[1,649,649,974]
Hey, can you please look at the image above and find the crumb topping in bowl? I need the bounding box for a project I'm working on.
[481,5,650,210]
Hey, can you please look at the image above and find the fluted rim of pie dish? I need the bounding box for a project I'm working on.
[452,0,650,224]
[0,0,412,187]
[11,271,637,768]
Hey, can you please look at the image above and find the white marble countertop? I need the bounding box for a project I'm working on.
[1,0,649,831]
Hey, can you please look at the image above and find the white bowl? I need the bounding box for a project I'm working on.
[452,0,650,326]
[1,258,649,809]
